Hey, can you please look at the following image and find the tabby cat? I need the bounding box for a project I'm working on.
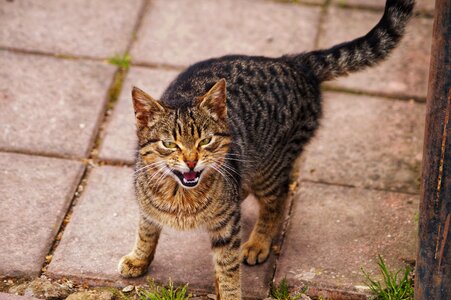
[118,0,414,298]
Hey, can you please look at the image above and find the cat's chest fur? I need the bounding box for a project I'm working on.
[136,168,232,230]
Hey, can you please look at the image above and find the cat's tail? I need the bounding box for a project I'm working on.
[293,0,415,82]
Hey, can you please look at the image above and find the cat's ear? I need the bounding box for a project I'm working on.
[131,86,165,127]
[197,78,227,120]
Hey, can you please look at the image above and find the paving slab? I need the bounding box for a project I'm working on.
[99,68,179,164]
[0,0,143,58]
[131,0,321,67]
[332,0,435,13]
[0,152,84,277]
[275,182,418,297]
[0,51,115,158]
[301,92,424,194]
[319,8,432,100]
[47,165,283,298]
[280,0,326,5]
[0,293,38,300]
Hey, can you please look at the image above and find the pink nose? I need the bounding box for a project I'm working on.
[186,161,197,169]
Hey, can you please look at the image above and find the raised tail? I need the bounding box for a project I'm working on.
[294,0,415,82]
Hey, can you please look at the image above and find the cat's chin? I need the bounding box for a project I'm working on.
[171,169,203,188]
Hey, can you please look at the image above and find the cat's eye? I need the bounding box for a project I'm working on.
[199,137,212,146]
[162,141,178,149]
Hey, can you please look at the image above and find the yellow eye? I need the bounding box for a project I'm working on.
[199,137,212,146]
[162,141,177,149]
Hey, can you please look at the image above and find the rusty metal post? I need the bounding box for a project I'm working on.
[414,0,451,299]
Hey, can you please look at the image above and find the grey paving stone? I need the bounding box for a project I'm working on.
[0,51,115,158]
[99,68,179,163]
[131,0,321,67]
[0,293,39,300]
[319,8,432,99]
[301,92,424,194]
[47,165,281,298]
[332,0,435,13]
[275,182,418,295]
[0,152,84,277]
[0,0,143,58]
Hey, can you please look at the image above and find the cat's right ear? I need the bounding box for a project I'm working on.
[131,86,165,127]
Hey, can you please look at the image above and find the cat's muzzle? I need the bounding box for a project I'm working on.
[172,169,203,188]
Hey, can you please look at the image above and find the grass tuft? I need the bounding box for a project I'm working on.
[362,255,414,300]
[106,53,132,109]
[138,279,191,300]
[108,53,132,70]
[270,278,306,300]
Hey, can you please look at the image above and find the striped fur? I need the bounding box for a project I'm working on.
[119,1,414,298]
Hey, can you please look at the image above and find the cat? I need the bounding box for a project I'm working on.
[118,0,414,298]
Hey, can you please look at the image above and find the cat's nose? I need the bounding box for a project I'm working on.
[186,161,197,170]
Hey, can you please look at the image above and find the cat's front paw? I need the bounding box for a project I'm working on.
[118,254,150,278]
[241,237,271,265]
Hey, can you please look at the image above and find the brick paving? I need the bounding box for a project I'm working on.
[130,0,321,67]
[0,51,115,158]
[331,0,435,13]
[0,0,143,58]
[0,293,38,300]
[320,7,433,100]
[0,0,431,298]
[0,153,84,277]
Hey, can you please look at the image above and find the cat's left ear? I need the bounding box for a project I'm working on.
[197,78,227,120]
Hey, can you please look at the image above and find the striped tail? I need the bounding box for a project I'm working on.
[295,0,415,82]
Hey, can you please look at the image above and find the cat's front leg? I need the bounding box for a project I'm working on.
[118,214,161,278]
[207,206,242,300]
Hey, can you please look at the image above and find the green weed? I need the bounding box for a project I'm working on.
[270,278,306,300]
[362,255,414,300]
[138,279,191,300]
[108,53,131,70]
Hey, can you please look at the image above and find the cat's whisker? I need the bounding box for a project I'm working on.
[152,168,171,191]
[223,157,255,163]
[134,161,166,176]
[210,163,234,186]
[219,162,240,176]
[224,152,252,159]
[211,161,238,185]
[210,158,240,174]
[141,164,168,188]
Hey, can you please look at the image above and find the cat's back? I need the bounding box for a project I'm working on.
[160,54,320,119]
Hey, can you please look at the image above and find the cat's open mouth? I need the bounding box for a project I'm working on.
[172,169,203,187]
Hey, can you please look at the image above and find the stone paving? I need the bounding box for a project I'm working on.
[0,0,432,299]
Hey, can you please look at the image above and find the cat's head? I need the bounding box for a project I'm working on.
[132,79,232,189]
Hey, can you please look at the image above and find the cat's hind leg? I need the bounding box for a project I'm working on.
[118,215,161,277]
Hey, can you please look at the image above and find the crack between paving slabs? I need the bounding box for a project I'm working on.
[267,185,299,298]
[313,0,332,50]
[40,0,152,283]
[321,85,427,103]
[301,178,420,196]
